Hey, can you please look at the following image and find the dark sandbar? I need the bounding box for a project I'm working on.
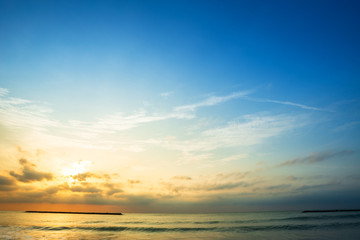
[302,209,360,213]
[25,211,122,215]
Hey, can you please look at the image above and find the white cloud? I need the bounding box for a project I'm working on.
[63,91,254,138]
[0,88,9,97]
[0,87,309,154]
[161,114,302,153]
[202,114,298,146]
[122,145,145,153]
[0,88,253,142]
[0,93,58,132]
[219,154,248,162]
[66,110,192,139]
[160,91,173,97]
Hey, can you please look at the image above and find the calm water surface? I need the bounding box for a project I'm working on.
[0,211,360,239]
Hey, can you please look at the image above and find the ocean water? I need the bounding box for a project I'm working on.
[0,211,360,239]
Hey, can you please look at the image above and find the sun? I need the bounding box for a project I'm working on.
[62,160,92,181]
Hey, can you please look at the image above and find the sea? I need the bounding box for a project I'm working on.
[0,211,360,239]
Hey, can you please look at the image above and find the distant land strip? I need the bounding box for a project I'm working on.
[25,211,123,215]
[302,209,360,213]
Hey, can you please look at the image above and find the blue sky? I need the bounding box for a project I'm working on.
[0,0,359,212]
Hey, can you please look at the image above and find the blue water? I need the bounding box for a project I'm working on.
[0,211,359,239]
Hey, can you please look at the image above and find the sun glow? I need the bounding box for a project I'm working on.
[62,160,92,178]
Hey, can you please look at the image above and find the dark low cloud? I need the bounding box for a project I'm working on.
[128,179,141,184]
[206,181,251,191]
[271,187,360,210]
[252,184,293,193]
[106,188,123,196]
[265,184,292,191]
[162,179,253,194]
[285,176,298,181]
[103,183,123,196]
[296,182,340,191]
[215,171,249,180]
[0,175,15,186]
[347,174,360,180]
[45,186,61,195]
[116,194,156,206]
[9,159,53,182]
[68,185,101,193]
[71,172,100,181]
[279,150,354,167]
[0,175,17,191]
[19,191,48,199]
[172,176,192,181]
[83,193,104,203]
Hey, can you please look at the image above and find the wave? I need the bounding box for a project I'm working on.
[194,221,221,224]
[82,221,105,224]
[115,213,360,225]
[29,221,360,233]
[275,213,360,222]
[193,213,360,225]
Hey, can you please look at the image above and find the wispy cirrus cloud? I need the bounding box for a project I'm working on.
[174,90,252,112]
[1,87,310,142]
[0,90,58,132]
[161,113,303,153]
[68,91,253,138]
[201,114,299,147]
[21,91,253,145]
[245,97,328,111]
[0,87,314,155]
[68,110,175,135]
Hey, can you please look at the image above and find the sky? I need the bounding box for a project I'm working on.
[0,0,360,213]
